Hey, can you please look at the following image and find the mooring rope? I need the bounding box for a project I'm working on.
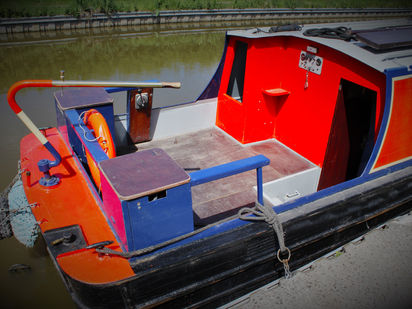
[238,201,292,279]
[96,201,292,279]
[95,222,217,259]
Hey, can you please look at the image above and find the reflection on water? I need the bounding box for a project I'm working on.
[0,30,225,95]
[0,19,285,44]
[0,26,224,308]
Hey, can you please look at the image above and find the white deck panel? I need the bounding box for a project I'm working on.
[150,98,217,140]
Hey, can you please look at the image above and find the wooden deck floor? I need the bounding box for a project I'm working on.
[138,128,314,225]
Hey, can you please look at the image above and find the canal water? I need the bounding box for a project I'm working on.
[0,17,363,307]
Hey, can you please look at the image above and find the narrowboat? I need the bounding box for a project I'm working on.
[3,18,412,308]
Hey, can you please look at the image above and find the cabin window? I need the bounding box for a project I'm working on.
[318,79,377,190]
[227,41,248,102]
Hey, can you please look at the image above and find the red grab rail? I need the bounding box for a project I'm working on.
[7,79,181,186]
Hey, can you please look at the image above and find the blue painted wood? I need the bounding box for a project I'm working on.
[105,87,138,93]
[123,183,194,251]
[190,155,269,207]
[189,155,270,186]
[105,80,159,93]
[54,87,116,165]
[257,167,263,205]
[120,154,268,252]
[65,109,109,164]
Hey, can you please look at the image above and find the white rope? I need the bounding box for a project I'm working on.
[78,111,102,142]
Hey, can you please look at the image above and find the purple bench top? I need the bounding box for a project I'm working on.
[54,87,113,110]
[99,148,190,200]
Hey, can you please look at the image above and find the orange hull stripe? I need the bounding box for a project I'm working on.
[373,75,412,171]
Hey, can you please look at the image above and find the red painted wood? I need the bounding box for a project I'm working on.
[216,39,248,143]
[128,88,153,143]
[262,88,290,96]
[100,174,127,248]
[217,36,385,167]
[317,88,350,190]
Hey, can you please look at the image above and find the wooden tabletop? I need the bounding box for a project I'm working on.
[54,87,113,110]
[99,148,190,200]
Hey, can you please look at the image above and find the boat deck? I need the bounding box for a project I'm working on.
[138,128,314,225]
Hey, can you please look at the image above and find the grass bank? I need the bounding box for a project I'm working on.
[0,0,410,18]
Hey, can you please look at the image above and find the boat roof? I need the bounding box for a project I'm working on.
[227,18,412,73]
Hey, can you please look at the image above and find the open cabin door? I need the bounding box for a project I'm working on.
[318,79,377,190]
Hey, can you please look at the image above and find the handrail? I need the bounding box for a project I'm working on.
[7,79,181,186]
[189,155,270,205]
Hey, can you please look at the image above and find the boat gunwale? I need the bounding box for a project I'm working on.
[55,163,412,308]
[130,161,412,264]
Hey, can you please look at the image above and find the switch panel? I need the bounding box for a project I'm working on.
[299,51,323,75]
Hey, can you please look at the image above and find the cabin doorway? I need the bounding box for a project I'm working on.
[318,79,377,190]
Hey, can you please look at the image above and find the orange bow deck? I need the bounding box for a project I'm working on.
[20,128,134,284]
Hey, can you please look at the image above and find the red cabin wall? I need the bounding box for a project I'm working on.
[216,38,248,142]
[217,36,385,167]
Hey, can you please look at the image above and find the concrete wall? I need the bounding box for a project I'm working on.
[1,8,412,34]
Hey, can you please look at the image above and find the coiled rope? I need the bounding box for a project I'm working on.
[238,201,292,278]
[303,26,354,41]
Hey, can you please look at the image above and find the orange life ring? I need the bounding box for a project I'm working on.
[83,109,116,188]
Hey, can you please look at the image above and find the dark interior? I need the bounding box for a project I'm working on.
[318,79,377,190]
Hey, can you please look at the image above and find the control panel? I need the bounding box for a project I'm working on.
[299,51,323,75]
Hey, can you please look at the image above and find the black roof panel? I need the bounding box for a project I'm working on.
[355,27,412,50]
